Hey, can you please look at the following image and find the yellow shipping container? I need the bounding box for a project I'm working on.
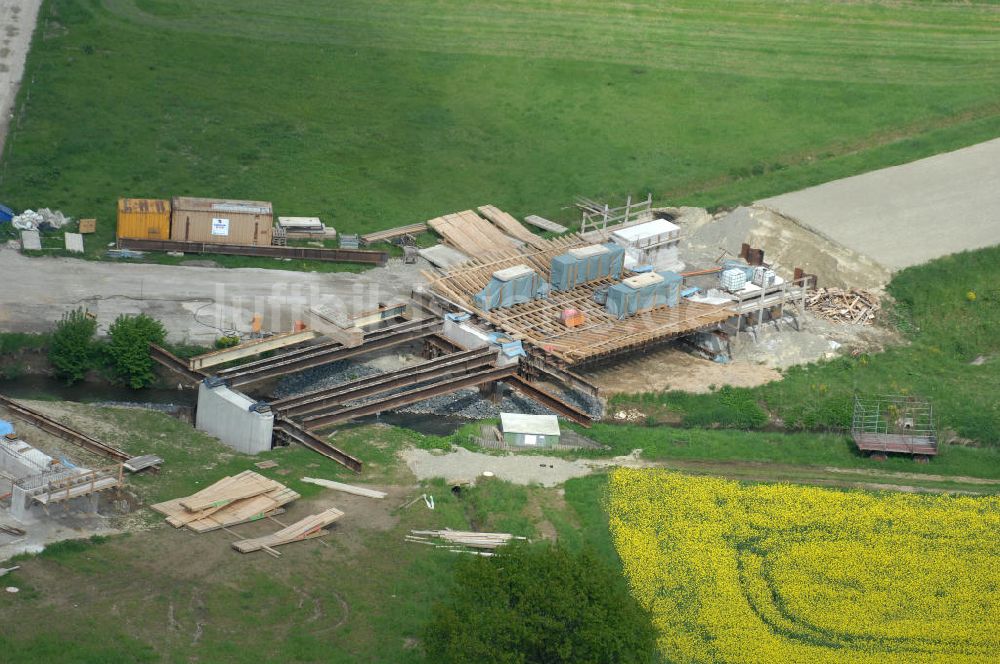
[117,198,171,240]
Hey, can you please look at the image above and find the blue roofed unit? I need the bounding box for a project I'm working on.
[605,270,683,320]
[473,264,549,312]
[550,243,624,291]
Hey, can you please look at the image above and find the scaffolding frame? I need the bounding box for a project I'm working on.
[851,394,937,456]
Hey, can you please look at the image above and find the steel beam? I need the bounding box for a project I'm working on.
[273,348,496,417]
[502,376,594,427]
[221,321,443,387]
[272,419,363,473]
[303,365,516,430]
[117,238,388,265]
[0,394,130,462]
[149,343,207,385]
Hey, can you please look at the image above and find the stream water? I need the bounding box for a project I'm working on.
[0,374,197,409]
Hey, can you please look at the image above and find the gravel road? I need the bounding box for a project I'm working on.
[0,0,42,155]
[758,138,1000,271]
[0,246,426,343]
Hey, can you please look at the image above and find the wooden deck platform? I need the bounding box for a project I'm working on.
[852,433,938,456]
[425,236,734,365]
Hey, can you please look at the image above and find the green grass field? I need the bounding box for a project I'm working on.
[2,0,998,262]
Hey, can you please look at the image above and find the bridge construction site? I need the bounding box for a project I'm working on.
[142,197,813,475]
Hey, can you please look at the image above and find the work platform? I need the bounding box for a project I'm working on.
[423,235,733,366]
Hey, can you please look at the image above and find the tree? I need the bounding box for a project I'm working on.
[48,308,97,384]
[105,314,166,389]
[423,543,658,664]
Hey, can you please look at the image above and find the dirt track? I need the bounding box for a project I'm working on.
[758,138,1000,271]
[0,0,42,155]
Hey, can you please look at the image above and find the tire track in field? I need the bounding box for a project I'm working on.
[98,0,1000,85]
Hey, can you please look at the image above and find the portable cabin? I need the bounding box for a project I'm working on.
[117,198,172,240]
[500,413,560,448]
[610,218,682,271]
[170,197,273,246]
[473,265,549,312]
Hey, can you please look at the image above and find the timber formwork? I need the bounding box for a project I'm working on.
[423,235,733,366]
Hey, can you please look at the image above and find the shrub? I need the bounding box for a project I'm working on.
[105,314,166,388]
[48,308,97,384]
[424,542,658,663]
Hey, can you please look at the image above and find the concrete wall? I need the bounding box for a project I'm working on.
[196,382,274,454]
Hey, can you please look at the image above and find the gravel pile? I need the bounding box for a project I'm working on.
[271,360,383,398]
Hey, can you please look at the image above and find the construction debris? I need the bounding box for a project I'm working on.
[0,566,20,577]
[12,208,72,231]
[231,507,344,555]
[123,455,162,473]
[301,477,387,499]
[150,470,300,533]
[254,460,279,470]
[406,529,526,551]
[806,287,881,324]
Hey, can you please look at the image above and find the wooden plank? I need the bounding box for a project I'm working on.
[301,477,387,499]
[188,330,320,370]
[523,214,568,234]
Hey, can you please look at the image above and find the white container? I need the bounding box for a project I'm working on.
[752,267,776,288]
[720,268,747,291]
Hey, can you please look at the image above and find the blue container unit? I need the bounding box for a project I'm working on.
[473,264,549,312]
[605,271,683,320]
[550,243,625,292]
[0,204,14,224]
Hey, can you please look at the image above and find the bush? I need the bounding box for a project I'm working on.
[214,335,241,349]
[424,543,658,663]
[105,314,166,388]
[48,308,97,384]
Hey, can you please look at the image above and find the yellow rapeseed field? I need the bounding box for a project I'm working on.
[607,469,1000,663]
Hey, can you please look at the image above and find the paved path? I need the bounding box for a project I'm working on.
[0,246,424,343]
[0,0,42,155]
[758,138,1000,271]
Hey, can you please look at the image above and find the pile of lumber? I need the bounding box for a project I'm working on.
[151,470,299,533]
[232,507,344,555]
[406,529,526,553]
[806,287,881,325]
[360,222,427,245]
[428,210,522,258]
[477,205,547,249]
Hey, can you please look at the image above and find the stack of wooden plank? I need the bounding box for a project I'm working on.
[427,210,523,258]
[406,529,526,551]
[151,470,299,533]
[477,205,547,249]
[232,507,344,555]
[806,288,881,325]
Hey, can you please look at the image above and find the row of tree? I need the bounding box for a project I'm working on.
[49,309,166,388]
